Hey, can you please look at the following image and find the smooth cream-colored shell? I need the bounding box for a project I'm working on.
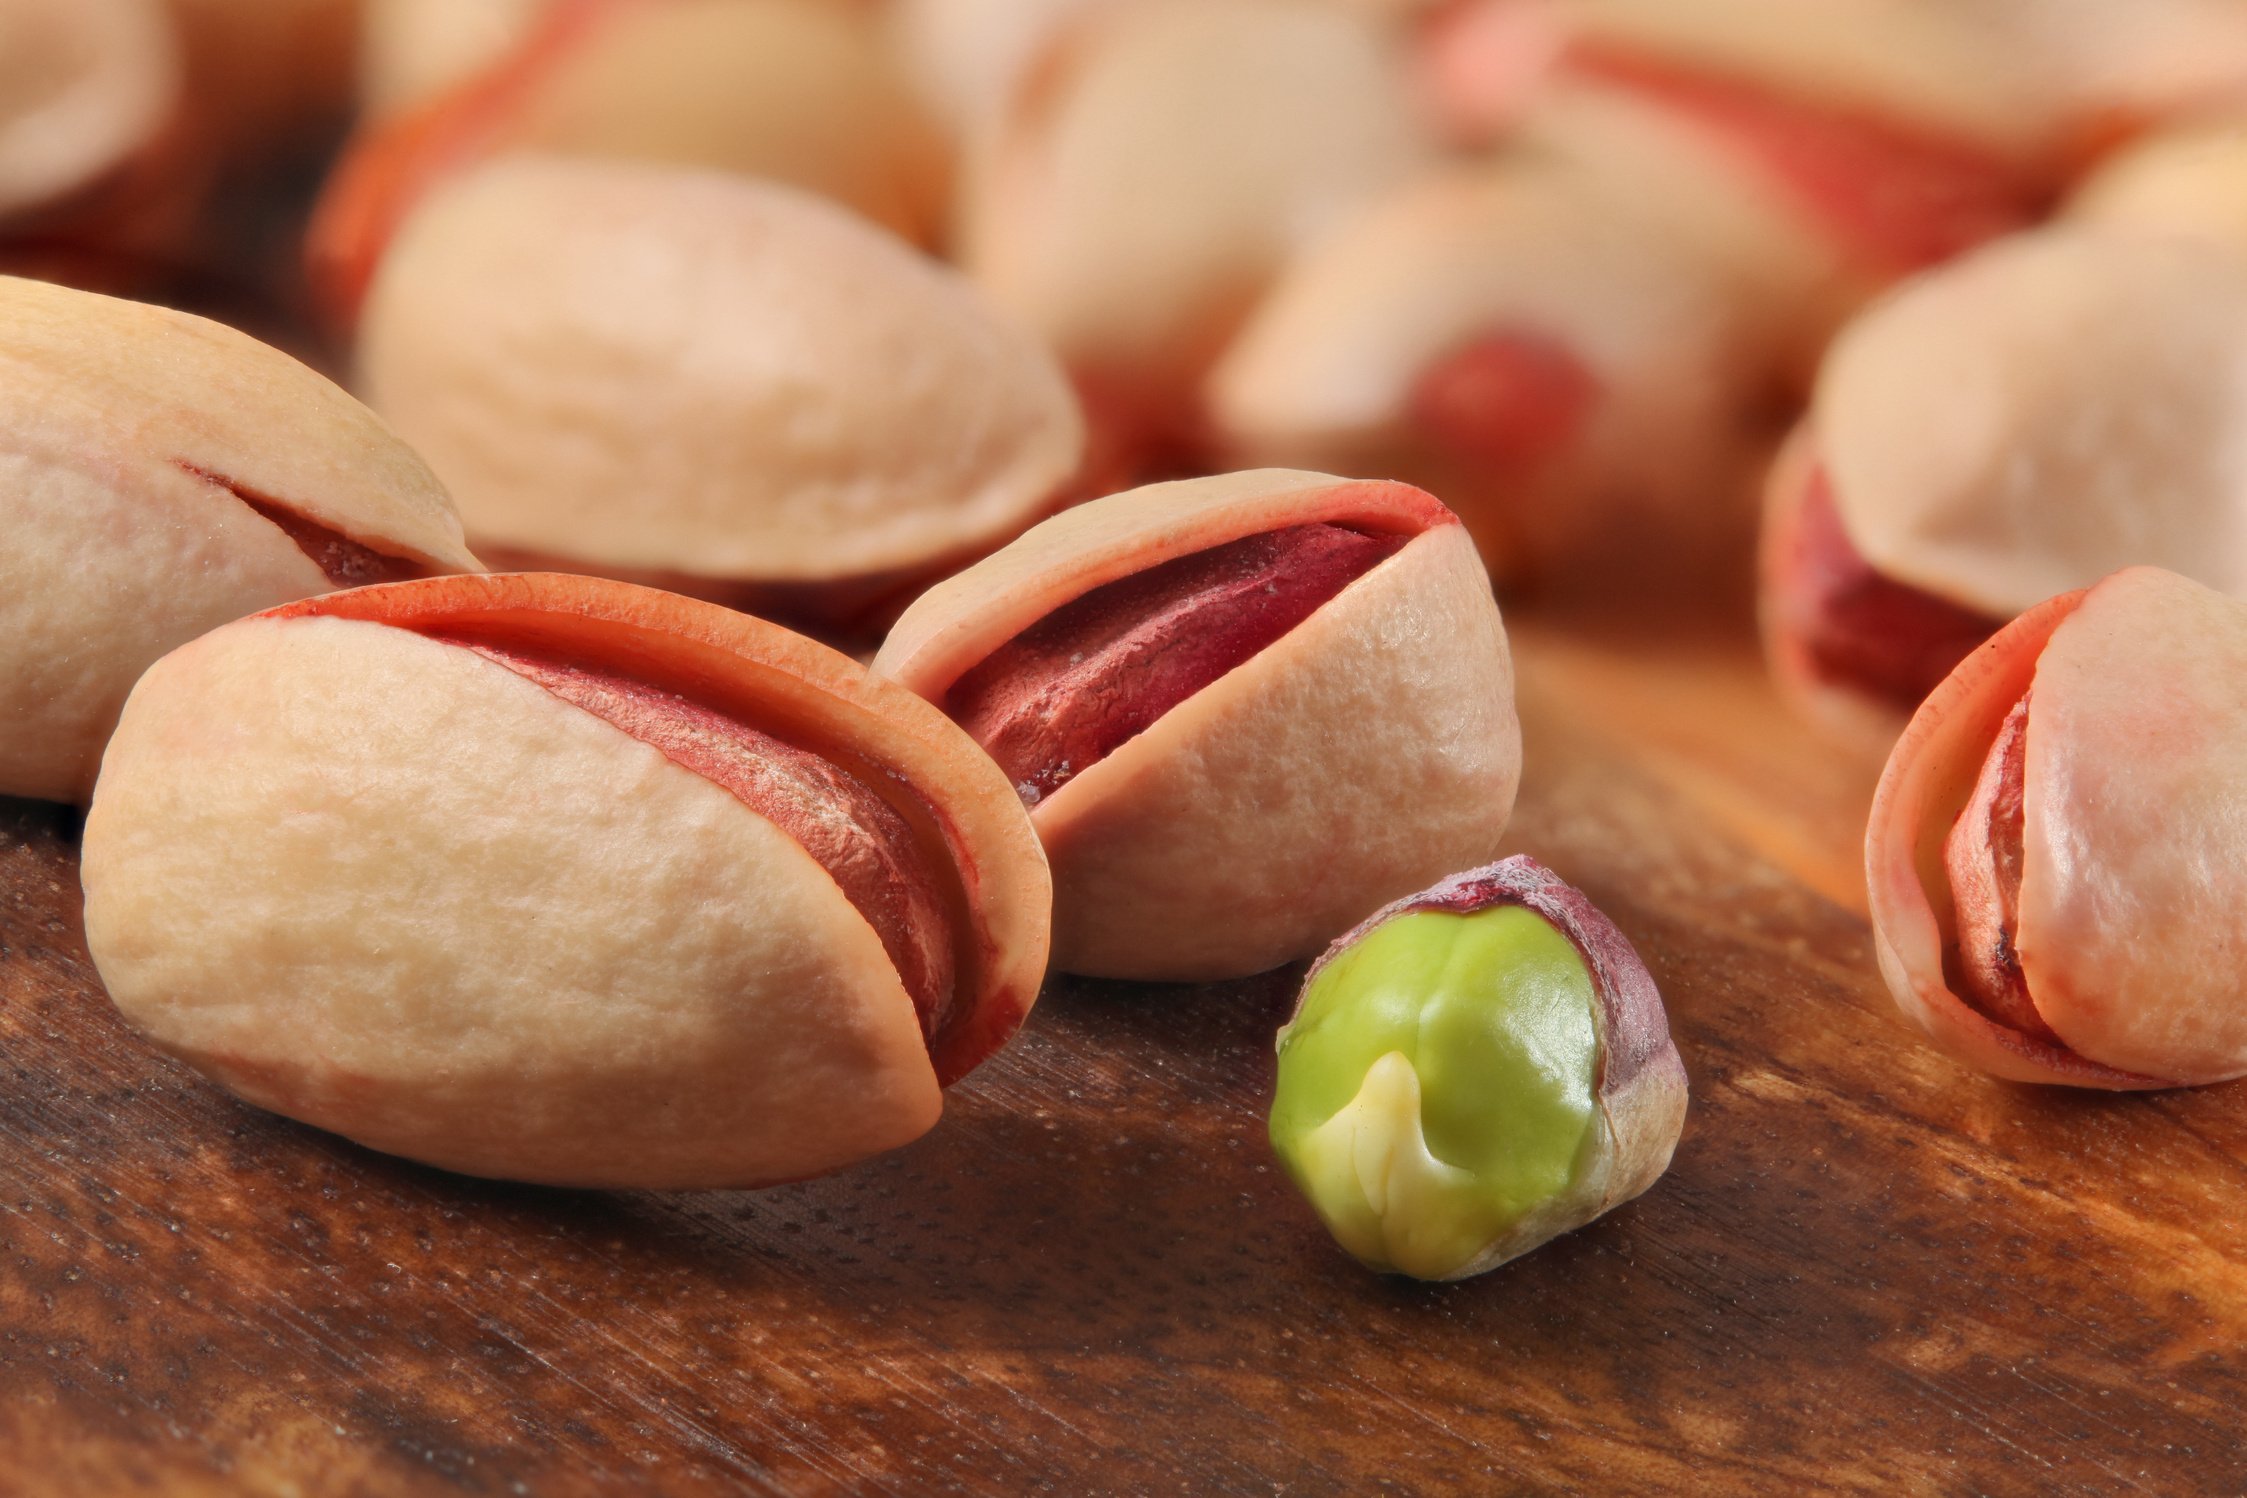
[2068,121,2247,263]
[360,0,554,117]
[960,0,1430,388]
[1211,127,1827,491]
[359,156,1083,584]
[503,0,948,249]
[2016,569,2247,1083]
[0,0,177,218]
[1817,227,2247,619]
[878,470,1521,980]
[1864,585,2155,1089]
[82,615,946,1188]
[0,276,477,803]
[1565,0,2056,160]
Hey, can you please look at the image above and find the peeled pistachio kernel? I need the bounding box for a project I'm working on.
[1271,857,1687,1281]
[0,273,480,805]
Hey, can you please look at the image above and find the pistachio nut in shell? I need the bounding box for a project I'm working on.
[358,0,557,118]
[875,469,1520,982]
[959,0,1431,474]
[312,0,946,326]
[80,573,1053,1188]
[1761,227,2247,736]
[0,275,478,805]
[357,155,1083,634]
[2067,119,2247,262]
[1271,856,1687,1281]
[1866,567,2247,1089]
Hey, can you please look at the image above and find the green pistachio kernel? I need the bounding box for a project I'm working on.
[1269,904,1602,1280]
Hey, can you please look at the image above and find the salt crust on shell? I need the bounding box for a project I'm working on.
[2017,569,2247,1083]
[960,0,1430,387]
[82,614,945,1189]
[0,0,177,217]
[1865,586,2156,1088]
[360,156,1083,584]
[0,276,476,803]
[878,470,1520,980]
[1817,228,2247,619]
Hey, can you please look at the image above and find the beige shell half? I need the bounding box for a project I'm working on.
[1815,226,2247,620]
[0,275,477,804]
[359,155,1083,587]
[83,616,940,1187]
[498,0,949,250]
[877,469,1521,981]
[0,0,178,220]
[959,0,1431,396]
[1866,567,2247,1088]
[2068,120,2247,263]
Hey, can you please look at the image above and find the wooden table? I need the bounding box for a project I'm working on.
[4,602,2242,1496]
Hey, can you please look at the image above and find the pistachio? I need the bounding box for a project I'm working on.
[312,0,947,326]
[80,573,1053,1188]
[1761,227,2247,734]
[358,0,554,119]
[1866,567,2247,1088]
[1271,856,1687,1280]
[875,469,1519,981]
[959,0,1431,475]
[355,154,1083,635]
[0,274,477,805]
[2068,120,2247,262]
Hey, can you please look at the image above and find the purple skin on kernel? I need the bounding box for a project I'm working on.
[945,524,1408,807]
[1943,694,2054,1042]
[445,638,958,1041]
[179,462,424,587]
[1782,469,2006,712]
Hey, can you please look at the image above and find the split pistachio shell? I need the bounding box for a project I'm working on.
[0,0,179,227]
[875,469,1520,981]
[1271,856,1687,1280]
[2068,121,2247,262]
[1808,227,2247,622]
[358,155,1083,609]
[1867,567,2247,1088]
[959,0,1430,436]
[81,573,1053,1187]
[0,275,478,805]
[1209,127,1828,579]
[314,0,946,324]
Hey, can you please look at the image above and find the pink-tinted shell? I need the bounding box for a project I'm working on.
[1866,567,2247,1088]
[82,573,1053,1186]
[876,469,1521,981]
[1297,854,1688,1239]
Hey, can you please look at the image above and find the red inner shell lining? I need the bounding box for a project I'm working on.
[1943,694,2054,1042]
[944,522,1409,808]
[179,462,425,588]
[1570,44,2041,271]
[441,637,957,1042]
[1408,330,1600,471]
[1773,468,2005,714]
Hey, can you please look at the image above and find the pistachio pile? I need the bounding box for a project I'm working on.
[14,0,2247,1284]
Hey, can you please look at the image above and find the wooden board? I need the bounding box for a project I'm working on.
[3,604,2243,1497]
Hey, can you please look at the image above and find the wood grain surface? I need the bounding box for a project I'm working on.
[3,604,2243,1497]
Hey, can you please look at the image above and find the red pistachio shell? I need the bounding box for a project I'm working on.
[1867,567,2247,1088]
[876,469,1520,981]
[82,574,1053,1187]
